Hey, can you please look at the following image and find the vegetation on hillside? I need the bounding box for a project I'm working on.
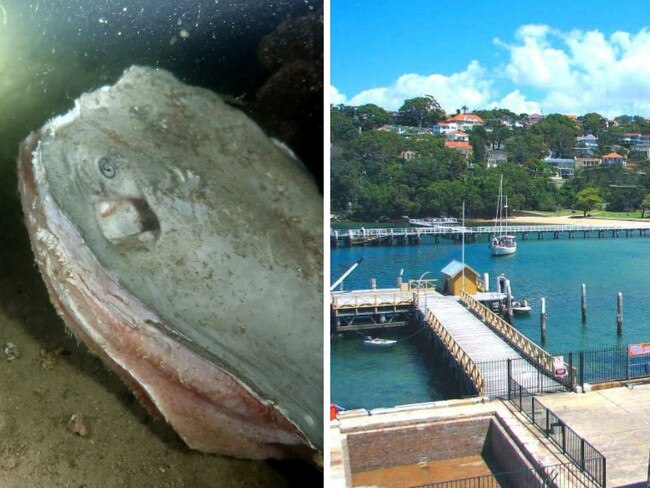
[331,100,650,221]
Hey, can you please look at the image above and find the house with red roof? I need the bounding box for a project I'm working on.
[444,140,473,160]
[445,113,484,130]
[601,152,626,167]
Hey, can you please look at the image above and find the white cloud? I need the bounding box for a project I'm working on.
[333,25,650,117]
[337,61,495,113]
[499,25,650,116]
[330,85,347,105]
[490,90,541,115]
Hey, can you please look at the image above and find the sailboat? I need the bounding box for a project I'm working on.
[490,175,517,256]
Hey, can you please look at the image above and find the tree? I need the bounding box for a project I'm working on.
[642,193,650,218]
[347,130,404,165]
[331,107,359,142]
[574,187,603,217]
[398,95,445,128]
[355,104,391,131]
[504,131,548,165]
[578,112,607,137]
[532,114,580,158]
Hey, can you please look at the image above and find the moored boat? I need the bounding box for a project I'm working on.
[490,175,517,256]
[363,337,398,347]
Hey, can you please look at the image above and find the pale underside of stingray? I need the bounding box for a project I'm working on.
[17,66,323,461]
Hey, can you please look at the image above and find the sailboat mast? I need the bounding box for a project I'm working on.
[504,195,508,236]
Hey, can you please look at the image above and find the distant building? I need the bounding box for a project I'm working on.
[576,134,598,149]
[486,149,508,168]
[499,118,524,128]
[444,140,473,160]
[445,113,485,130]
[622,133,650,148]
[525,113,544,126]
[574,157,601,172]
[601,152,627,167]
[630,146,650,160]
[433,122,459,134]
[446,130,469,142]
[400,150,417,161]
[543,156,575,178]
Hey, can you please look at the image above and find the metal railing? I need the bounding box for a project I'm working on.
[330,291,416,309]
[411,461,602,487]
[471,357,570,399]
[424,310,485,396]
[408,279,438,290]
[331,224,649,238]
[509,377,606,487]
[460,291,556,375]
[556,345,650,387]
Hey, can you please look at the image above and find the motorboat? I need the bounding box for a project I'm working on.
[512,300,531,314]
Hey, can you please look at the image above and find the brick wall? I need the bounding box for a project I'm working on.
[346,416,491,473]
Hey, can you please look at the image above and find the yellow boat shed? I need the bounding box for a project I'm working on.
[440,260,485,296]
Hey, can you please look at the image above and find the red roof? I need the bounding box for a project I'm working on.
[446,113,484,123]
[445,141,471,149]
[602,152,624,158]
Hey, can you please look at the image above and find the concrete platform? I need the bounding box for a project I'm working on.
[539,383,650,487]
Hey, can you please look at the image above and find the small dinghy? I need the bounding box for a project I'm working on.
[363,336,397,347]
[512,299,531,314]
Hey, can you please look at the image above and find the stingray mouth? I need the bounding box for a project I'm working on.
[95,197,160,243]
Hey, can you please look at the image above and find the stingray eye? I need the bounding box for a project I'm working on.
[98,157,116,178]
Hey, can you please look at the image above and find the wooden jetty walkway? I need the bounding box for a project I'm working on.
[331,222,650,247]
[332,288,568,398]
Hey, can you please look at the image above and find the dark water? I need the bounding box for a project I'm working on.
[331,236,650,409]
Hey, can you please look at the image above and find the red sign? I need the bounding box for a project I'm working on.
[628,343,650,357]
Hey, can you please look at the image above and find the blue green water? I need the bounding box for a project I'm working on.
[331,236,650,409]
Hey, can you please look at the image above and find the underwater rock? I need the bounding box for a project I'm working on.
[18,66,322,461]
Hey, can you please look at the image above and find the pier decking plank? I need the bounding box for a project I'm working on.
[416,292,563,397]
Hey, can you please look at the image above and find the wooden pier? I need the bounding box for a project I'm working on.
[330,223,650,247]
[331,288,569,398]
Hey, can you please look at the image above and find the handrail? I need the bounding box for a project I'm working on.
[424,309,485,395]
[331,291,416,310]
[407,279,438,291]
[331,224,646,238]
[459,291,555,375]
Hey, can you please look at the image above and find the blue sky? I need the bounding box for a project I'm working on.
[331,1,650,116]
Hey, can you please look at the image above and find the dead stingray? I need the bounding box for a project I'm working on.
[17,66,323,462]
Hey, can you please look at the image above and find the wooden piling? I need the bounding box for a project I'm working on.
[483,273,489,292]
[541,297,547,344]
[581,283,587,324]
[370,278,377,290]
[617,292,623,336]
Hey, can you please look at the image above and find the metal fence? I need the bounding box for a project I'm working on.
[411,462,603,488]
[464,346,650,401]
[469,356,570,399]
[508,377,606,487]
[555,345,650,387]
